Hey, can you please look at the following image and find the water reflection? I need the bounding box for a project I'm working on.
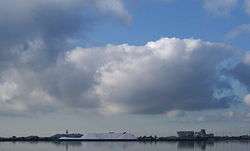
[177,141,214,150]
[50,141,250,151]
[53,141,134,151]
[0,141,250,151]
[53,141,82,151]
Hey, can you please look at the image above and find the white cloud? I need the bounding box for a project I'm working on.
[0,82,18,103]
[226,24,250,39]
[203,0,238,16]
[94,0,131,24]
[0,68,57,115]
[244,94,250,106]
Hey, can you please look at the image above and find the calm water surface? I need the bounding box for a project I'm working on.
[0,141,250,151]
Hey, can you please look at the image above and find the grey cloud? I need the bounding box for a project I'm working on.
[0,37,248,115]
[91,38,240,114]
[63,38,248,115]
[0,0,130,115]
[231,53,250,89]
[232,63,250,86]
[40,62,100,109]
[0,0,130,70]
[0,68,57,116]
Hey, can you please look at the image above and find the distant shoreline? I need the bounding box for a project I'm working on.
[1,129,249,142]
[1,136,250,142]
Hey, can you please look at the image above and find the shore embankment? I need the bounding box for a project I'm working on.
[0,135,250,142]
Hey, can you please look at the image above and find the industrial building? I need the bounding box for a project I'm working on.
[177,129,214,138]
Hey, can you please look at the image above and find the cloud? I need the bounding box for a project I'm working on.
[0,37,249,115]
[203,0,250,16]
[244,0,250,15]
[0,0,130,116]
[65,38,247,115]
[94,0,131,24]
[203,0,238,16]
[243,53,250,64]
[0,68,57,115]
[161,0,249,16]
[0,0,131,70]
[226,24,250,39]
[229,52,250,110]
[244,94,250,106]
[0,31,249,115]
[93,38,242,114]
[0,1,249,116]
[166,110,186,118]
[195,110,250,122]
[231,53,250,87]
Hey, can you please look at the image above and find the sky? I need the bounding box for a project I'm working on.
[0,0,250,137]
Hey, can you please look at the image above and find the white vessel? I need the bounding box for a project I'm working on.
[58,132,137,141]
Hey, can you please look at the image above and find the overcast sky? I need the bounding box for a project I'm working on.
[0,0,250,137]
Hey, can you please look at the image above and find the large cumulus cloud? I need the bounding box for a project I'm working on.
[0,36,248,115]
[64,38,244,114]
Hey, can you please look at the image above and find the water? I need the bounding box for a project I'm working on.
[0,141,250,151]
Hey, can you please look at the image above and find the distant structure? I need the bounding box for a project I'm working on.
[51,130,83,139]
[177,131,195,138]
[195,129,206,137]
[177,129,214,138]
[195,129,214,138]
